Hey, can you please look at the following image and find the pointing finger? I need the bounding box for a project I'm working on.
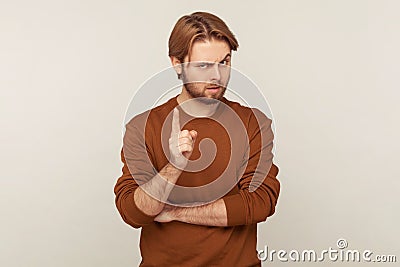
[171,108,180,135]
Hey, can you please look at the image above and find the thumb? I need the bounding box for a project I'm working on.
[190,130,198,142]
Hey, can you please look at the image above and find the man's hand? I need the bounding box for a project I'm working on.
[169,108,197,169]
[154,204,176,223]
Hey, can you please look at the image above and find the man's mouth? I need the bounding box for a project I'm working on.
[206,85,221,92]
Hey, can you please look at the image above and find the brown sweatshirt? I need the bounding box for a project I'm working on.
[114,95,280,266]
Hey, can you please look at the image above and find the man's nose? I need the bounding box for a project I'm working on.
[210,63,221,81]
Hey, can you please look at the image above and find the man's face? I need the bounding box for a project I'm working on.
[180,39,232,101]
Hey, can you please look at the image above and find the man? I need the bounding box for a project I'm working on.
[114,11,280,266]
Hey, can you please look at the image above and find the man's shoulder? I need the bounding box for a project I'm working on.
[150,96,177,114]
[223,97,252,114]
[222,97,270,124]
[126,96,177,127]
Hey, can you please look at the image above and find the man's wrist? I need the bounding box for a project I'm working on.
[160,163,183,183]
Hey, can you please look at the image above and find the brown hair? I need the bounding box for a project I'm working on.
[168,11,239,64]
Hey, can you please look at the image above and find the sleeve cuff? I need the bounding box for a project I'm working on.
[222,192,247,226]
[122,188,157,227]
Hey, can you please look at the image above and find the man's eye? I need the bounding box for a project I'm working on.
[198,63,209,68]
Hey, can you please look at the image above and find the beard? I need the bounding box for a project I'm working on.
[183,83,227,104]
[181,69,227,104]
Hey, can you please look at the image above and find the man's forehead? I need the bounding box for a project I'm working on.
[189,39,231,62]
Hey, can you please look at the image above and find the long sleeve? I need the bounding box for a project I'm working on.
[114,115,157,229]
[222,108,280,226]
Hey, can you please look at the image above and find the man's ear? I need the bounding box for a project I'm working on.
[170,56,182,79]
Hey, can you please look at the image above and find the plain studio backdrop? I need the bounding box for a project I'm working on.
[1,1,399,266]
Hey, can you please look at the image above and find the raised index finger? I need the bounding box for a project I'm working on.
[171,107,181,135]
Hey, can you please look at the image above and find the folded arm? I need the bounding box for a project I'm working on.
[114,116,176,229]
[155,109,281,227]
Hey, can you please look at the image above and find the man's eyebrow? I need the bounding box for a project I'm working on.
[195,53,231,64]
[218,53,231,63]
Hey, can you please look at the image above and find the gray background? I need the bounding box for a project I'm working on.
[1,0,399,266]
